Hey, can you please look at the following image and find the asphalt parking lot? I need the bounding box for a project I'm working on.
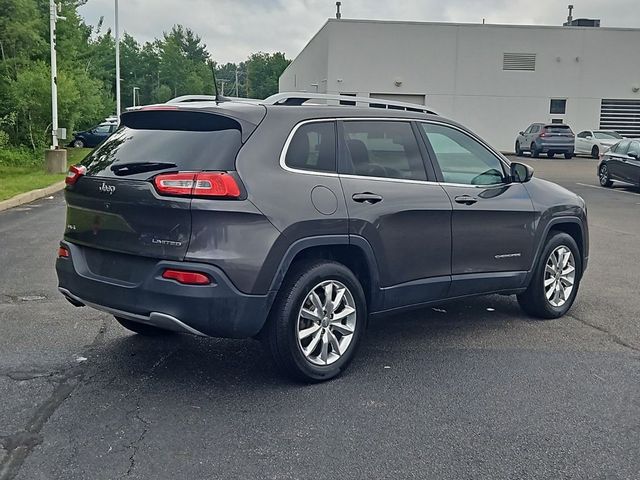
[0,157,638,479]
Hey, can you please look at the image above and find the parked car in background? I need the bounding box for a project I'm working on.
[575,130,623,158]
[598,139,640,188]
[57,93,589,382]
[70,122,118,148]
[516,123,575,159]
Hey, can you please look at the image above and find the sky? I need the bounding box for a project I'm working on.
[78,1,640,64]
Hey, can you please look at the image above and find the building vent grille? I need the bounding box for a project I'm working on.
[600,99,640,138]
[502,53,536,71]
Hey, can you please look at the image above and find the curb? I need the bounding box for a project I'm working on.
[0,181,66,212]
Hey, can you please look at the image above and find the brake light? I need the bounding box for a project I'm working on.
[162,269,211,285]
[65,165,86,185]
[58,246,70,258]
[154,172,241,198]
[539,130,547,137]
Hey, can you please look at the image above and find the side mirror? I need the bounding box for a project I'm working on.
[628,151,639,159]
[510,162,534,183]
[585,135,592,140]
[519,131,524,135]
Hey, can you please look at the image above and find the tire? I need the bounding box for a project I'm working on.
[517,232,582,319]
[564,152,574,159]
[73,139,84,148]
[515,142,523,157]
[263,260,367,382]
[547,152,555,158]
[599,164,613,187]
[115,317,175,336]
[530,143,539,158]
[591,146,599,159]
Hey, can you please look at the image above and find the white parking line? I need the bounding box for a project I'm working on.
[575,183,640,197]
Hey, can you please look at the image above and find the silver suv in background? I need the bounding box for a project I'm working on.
[516,123,575,159]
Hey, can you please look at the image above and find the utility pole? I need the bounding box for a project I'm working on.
[235,67,239,97]
[46,0,67,173]
[115,0,121,119]
[132,86,140,107]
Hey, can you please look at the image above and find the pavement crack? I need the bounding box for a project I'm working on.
[124,425,149,478]
[0,320,109,480]
[569,313,640,353]
[0,371,57,382]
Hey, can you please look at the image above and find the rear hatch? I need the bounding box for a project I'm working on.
[63,106,264,261]
[542,125,575,145]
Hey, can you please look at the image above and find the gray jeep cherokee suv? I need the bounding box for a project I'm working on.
[56,93,588,381]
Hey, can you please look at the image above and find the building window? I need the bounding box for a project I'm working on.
[551,118,564,124]
[550,99,567,115]
[340,93,356,106]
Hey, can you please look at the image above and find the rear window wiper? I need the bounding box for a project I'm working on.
[110,162,177,176]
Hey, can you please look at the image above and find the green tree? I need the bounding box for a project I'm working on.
[246,52,290,99]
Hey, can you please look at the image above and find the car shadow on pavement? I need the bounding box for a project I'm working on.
[88,294,528,390]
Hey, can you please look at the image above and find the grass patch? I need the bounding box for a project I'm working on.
[0,148,91,202]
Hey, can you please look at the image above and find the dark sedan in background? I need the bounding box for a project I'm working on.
[598,139,640,187]
[70,122,118,148]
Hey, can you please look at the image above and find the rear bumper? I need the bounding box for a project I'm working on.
[56,242,275,338]
[536,141,574,153]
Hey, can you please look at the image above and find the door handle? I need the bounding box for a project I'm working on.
[352,192,383,204]
[454,195,478,205]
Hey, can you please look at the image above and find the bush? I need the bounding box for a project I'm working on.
[0,146,42,167]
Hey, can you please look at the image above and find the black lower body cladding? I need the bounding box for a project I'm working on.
[56,242,275,338]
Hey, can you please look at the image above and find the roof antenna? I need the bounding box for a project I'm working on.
[210,61,225,102]
[336,2,342,19]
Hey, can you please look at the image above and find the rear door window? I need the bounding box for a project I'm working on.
[81,111,244,179]
[284,122,336,172]
[341,121,427,181]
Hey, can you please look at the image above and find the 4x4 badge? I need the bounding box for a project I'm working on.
[99,182,116,195]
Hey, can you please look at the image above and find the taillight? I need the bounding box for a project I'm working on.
[65,165,86,185]
[58,246,70,258]
[539,130,547,138]
[153,172,240,198]
[162,269,211,285]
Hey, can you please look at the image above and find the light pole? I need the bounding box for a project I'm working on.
[132,86,140,107]
[115,0,121,119]
[46,0,67,173]
[49,0,65,148]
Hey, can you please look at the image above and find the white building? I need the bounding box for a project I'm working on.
[279,19,640,151]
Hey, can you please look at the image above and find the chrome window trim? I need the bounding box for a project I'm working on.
[279,117,510,189]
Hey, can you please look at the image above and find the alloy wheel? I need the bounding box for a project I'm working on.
[296,280,356,366]
[599,165,609,186]
[543,246,576,308]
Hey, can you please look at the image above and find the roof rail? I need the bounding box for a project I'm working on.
[167,95,219,103]
[166,95,263,104]
[263,92,438,115]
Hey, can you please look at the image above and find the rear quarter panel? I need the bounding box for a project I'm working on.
[234,110,350,294]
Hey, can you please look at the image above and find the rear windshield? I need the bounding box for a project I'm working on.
[81,111,243,178]
[544,125,572,133]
